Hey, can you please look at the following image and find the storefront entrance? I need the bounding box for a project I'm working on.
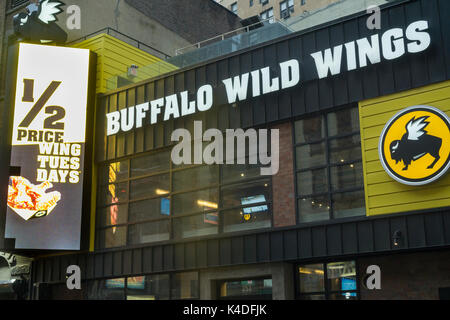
[217,278,272,300]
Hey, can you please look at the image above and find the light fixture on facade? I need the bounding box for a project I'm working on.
[155,189,169,195]
[393,230,402,247]
[197,200,218,209]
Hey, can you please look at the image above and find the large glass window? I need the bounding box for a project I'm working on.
[219,278,272,300]
[297,261,358,300]
[294,106,365,223]
[96,148,272,249]
[87,272,198,300]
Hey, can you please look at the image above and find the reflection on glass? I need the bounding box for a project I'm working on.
[298,196,330,223]
[130,174,170,200]
[171,272,199,300]
[330,163,363,191]
[296,142,326,170]
[88,279,126,300]
[173,213,218,239]
[222,207,271,233]
[172,166,218,192]
[172,188,218,216]
[97,226,127,249]
[327,107,359,137]
[221,179,271,209]
[295,116,325,144]
[129,198,170,223]
[128,220,170,245]
[297,169,328,196]
[100,161,129,184]
[329,135,361,164]
[222,162,262,184]
[131,151,170,177]
[98,204,128,227]
[332,191,365,219]
[126,275,170,300]
[327,261,357,292]
[220,279,272,298]
[298,264,325,293]
[99,183,128,205]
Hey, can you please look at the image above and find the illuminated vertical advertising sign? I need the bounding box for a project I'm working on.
[5,43,92,250]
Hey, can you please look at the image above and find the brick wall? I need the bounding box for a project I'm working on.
[358,250,450,300]
[271,122,296,227]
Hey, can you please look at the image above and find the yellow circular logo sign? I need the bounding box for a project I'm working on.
[379,106,450,186]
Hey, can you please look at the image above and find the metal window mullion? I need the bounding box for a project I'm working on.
[324,115,333,220]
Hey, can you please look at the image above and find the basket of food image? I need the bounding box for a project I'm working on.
[8,176,62,221]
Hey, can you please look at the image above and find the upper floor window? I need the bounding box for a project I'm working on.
[250,0,254,7]
[260,8,274,21]
[260,0,269,5]
[280,0,294,19]
[294,106,365,224]
[231,2,238,13]
[301,0,306,5]
[10,0,29,9]
[96,148,272,249]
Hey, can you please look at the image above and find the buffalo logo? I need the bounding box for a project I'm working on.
[379,106,450,186]
[13,0,67,45]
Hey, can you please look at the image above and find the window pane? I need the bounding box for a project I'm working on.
[299,294,326,300]
[296,142,326,170]
[221,179,271,209]
[332,191,365,218]
[173,166,218,192]
[97,204,128,227]
[327,107,359,137]
[172,188,218,216]
[298,264,325,293]
[327,261,357,292]
[173,213,218,239]
[222,206,271,233]
[88,279,125,300]
[171,272,199,300]
[98,183,128,205]
[128,220,170,245]
[130,174,170,200]
[100,161,129,184]
[222,162,262,184]
[126,275,170,300]
[96,226,127,249]
[329,135,361,164]
[129,198,171,223]
[131,151,170,177]
[330,163,363,191]
[220,279,272,298]
[298,196,330,223]
[295,116,325,144]
[297,169,328,196]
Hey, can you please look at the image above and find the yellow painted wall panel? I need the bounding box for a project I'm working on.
[360,80,450,217]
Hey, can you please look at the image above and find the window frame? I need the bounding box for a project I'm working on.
[293,105,365,224]
[294,260,360,300]
[96,147,274,250]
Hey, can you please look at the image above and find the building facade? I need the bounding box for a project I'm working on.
[216,0,340,21]
[2,0,450,300]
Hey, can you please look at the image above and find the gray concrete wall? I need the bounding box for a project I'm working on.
[199,262,295,300]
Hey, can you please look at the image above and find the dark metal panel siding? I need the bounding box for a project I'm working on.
[270,232,284,261]
[94,254,103,278]
[407,214,426,248]
[357,221,374,253]
[251,48,266,126]
[243,235,257,263]
[113,251,122,276]
[142,247,152,273]
[326,225,342,256]
[283,230,297,260]
[342,223,358,254]
[263,45,279,123]
[44,259,52,283]
[152,246,163,272]
[219,238,232,265]
[185,242,196,269]
[86,254,95,280]
[443,211,450,245]
[288,37,305,117]
[174,243,185,270]
[207,239,220,267]
[51,257,60,282]
[424,213,445,246]
[231,237,244,265]
[390,216,409,250]
[373,219,391,252]
[298,228,312,258]
[343,19,364,103]
[315,28,334,110]
[196,242,207,268]
[311,227,327,257]
[302,32,319,113]
[377,9,396,96]
[35,259,44,283]
[439,0,450,78]
[123,250,133,275]
[103,252,113,277]
[163,245,174,271]
[329,23,349,107]
[257,233,270,262]
[132,249,142,275]
[422,0,447,84]
[240,52,254,128]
